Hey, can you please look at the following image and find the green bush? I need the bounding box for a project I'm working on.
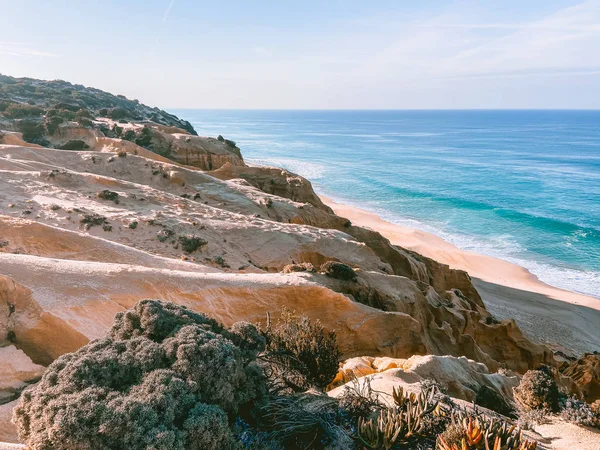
[80,213,108,230]
[261,309,340,392]
[77,117,93,127]
[217,135,225,142]
[135,125,153,148]
[0,100,16,112]
[2,103,44,118]
[109,107,131,120]
[13,300,268,450]
[97,189,120,203]
[178,234,207,253]
[17,120,47,145]
[123,129,136,141]
[57,140,89,150]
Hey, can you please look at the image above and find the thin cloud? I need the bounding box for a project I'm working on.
[163,0,176,23]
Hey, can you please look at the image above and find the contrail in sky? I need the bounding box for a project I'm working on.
[163,0,176,23]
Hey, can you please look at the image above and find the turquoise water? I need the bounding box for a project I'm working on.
[171,110,600,298]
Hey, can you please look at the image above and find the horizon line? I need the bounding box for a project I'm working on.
[166,107,600,112]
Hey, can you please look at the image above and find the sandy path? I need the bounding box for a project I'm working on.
[321,196,600,355]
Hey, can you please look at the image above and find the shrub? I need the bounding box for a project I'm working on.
[513,367,559,412]
[123,129,136,141]
[2,103,44,118]
[178,234,207,253]
[261,392,350,449]
[135,125,153,148]
[338,375,383,420]
[516,408,547,430]
[13,300,267,450]
[97,189,120,203]
[108,107,131,120]
[45,116,64,135]
[157,228,175,242]
[80,213,108,230]
[225,139,238,148]
[560,396,599,428]
[77,117,93,127]
[261,309,340,392]
[320,261,357,282]
[57,140,89,150]
[17,120,47,145]
[217,135,225,142]
[0,100,16,112]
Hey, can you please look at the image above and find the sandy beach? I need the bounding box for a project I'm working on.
[321,195,600,356]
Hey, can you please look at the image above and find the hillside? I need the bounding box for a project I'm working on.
[1,76,599,449]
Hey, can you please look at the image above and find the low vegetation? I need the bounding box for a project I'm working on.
[0,73,196,135]
[13,300,266,450]
[56,139,89,150]
[178,234,207,253]
[320,261,357,281]
[13,300,580,449]
[260,309,340,393]
[96,189,120,203]
[513,366,559,412]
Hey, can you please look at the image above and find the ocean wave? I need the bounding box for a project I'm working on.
[320,192,600,298]
[246,156,328,181]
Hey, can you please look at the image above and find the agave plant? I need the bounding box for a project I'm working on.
[437,411,537,450]
[357,385,442,449]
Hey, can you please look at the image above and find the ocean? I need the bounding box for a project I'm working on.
[171,109,600,299]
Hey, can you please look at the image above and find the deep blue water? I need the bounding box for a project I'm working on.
[171,109,600,298]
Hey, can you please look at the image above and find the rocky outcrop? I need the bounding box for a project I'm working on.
[150,131,245,170]
[210,163,331,211]
[329,354,520,404]
[561,353,600,403]
[0,346,45,404]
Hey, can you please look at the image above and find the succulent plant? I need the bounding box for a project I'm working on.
[437,411,537,450]
[357,385,441,449]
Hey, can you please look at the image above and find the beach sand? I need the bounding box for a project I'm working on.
[321,196,600,356]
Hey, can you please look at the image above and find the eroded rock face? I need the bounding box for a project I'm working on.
[0,142,555,378]
[150,131,245,170]
[0,346,45,404]
[209,163,331,211]
[561,353,600,403]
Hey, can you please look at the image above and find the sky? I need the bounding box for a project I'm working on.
[1,0,599,109]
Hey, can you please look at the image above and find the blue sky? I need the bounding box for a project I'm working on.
[1,0,599,109]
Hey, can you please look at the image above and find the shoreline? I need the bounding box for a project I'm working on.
[320,195,600,355]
